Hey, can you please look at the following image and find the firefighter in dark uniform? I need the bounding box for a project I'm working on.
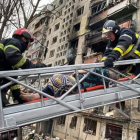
[0,28,47,106]
[102,20,140,75]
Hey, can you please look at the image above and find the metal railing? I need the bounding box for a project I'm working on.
[0,59,140,131]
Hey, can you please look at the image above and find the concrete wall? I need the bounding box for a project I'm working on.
[52,113,139,140]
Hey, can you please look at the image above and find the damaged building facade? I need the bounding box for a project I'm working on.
[50,0,140,140]
[25,0,140,139]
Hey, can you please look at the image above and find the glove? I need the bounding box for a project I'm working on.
[104,57,115,68]
[35,63,47,68]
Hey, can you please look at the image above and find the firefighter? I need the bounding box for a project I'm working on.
[0,28,47,106]
[102,20,140,75]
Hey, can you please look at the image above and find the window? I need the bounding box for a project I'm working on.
[62,24,64,29]
[48,28,51,34]
[59,39,61,43]
[71,5,74,10]
[54,61,57,66]
[54,23,60,31]
[66,5,68,9]
[61,45,64,50]
[44,47,47,59]
[69,20,72,24]
[46,41,49,47]
[33,31,40,38]
[73,23,80,32]
[59,0,63,5]
[69,116,77,129]
[91,1,106,16]
[35,22,40,29]
[105,124,122,140]
[49,50,55,58]
[68,8,70,12]
[67,15,69,20]
[58,60,61,65]
[137,129,140,140]
[67,28,70,33]
[65,43,68,49]
[61,32,63,36]
[52,36,57,44]
[56,53,59,58]
[83,118,97,135]
[63,51,67,56]
[60,52,63,57]
[57,47,60,52]
[63,18,65,23]
[77,6,84,16]
[61,59,65,65]
[67,35,69,40]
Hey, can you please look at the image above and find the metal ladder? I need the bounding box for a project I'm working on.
[1,59,140,134]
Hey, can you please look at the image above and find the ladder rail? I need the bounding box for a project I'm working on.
[0,59,140,131]
[0,59,140,77]
[85,69,140,95]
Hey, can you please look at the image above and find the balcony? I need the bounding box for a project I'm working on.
[88,0,138,30]
[86,32,106,46]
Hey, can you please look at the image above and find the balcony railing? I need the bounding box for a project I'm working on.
[88,0,138,30]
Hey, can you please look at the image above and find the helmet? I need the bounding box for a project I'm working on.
[102,20,120,36]
[12,28,34,42]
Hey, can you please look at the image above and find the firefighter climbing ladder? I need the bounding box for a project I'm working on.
[1,59,140,135]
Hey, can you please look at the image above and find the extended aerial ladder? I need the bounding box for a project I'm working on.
[1,59,140,139]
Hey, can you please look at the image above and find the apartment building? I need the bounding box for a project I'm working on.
[24,0,140,139]
[50,0,140,140]
[25,5,53,64]
[52,98,140,140]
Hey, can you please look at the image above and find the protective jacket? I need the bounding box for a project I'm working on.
[102,28,140,60]
[102,28,140,74]
[0,38,46,71]
[0,38,47,106]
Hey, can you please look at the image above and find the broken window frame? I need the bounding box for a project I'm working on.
[105,123,122,140]
[69,116,77,129]
[49,49,55,58]
[83,118,97,135]
[73,23,81,32]
[91,1,106,16]
[54,23,60,31]
[52,36,57,44]
[77,6,84,17]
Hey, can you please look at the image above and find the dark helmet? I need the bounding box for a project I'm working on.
[12,28,34,42]
[102,20,120,36]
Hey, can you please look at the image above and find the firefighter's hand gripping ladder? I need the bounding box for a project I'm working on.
[1,59,140,133]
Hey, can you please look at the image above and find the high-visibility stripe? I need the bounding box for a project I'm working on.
[126,65,133,73]
[13,57,26,69]
[134,49,140,57]
[4,45,20,52]
[135,33,139,38]
[0,43,4,51]
[113,47,123,56]
[10,84,20,90]
[102,28,111,34]
[101,57,107,61]
[123,44,134,56]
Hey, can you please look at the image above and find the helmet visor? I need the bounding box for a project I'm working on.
[102,31,112,38]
